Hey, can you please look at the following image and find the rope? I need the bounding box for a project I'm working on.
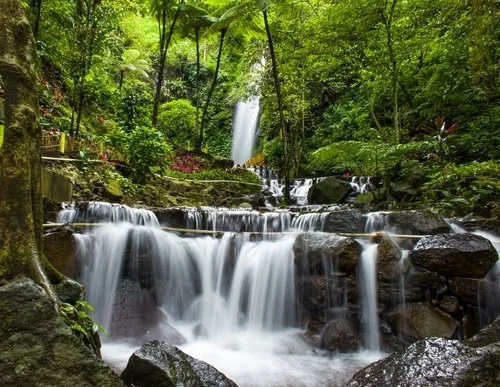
[42,223,425,239]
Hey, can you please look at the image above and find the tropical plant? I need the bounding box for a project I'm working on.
[157,99,197,147]
[60,301,106,356]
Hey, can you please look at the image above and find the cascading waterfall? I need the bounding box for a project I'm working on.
[68,203,380,386]
[231,97,260,165]
[357,242,380,351]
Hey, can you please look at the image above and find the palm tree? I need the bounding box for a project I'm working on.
[116,49,152,90]
[198,2,262,149]
[150,0,185,126]
[178,3,212,136]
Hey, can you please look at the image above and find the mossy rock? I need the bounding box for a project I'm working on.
[103,179,123,201]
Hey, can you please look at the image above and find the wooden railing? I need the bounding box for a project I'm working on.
[41,131,104,156]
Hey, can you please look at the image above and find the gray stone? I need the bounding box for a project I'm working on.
[410,233,498,278]
[347,338,500,387]
[464,316,500,348]
[389,302,459,340]
[323,210,366,234]
[43,229,78,277]
[121,340,237,387]
[42,168,73,203]
[383,211,450,235]
[53,278,85,304]
[449,277,497,305]
[377,239,403,280]
[0,279,124,386]
[308,178,352,205]
[293,233,362,275]
[320,319,362,352]
[439,295,460,314]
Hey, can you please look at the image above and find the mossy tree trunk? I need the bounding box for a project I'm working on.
[0,0,60,296]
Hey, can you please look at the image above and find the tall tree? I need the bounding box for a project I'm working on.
[0,0,60,295]
[151,0,185,126]
[178,3,211,136]
[199,2,261,148]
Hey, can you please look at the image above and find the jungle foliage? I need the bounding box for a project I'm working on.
[22,0,500,214]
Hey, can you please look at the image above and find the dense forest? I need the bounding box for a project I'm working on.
[4,0,499,216]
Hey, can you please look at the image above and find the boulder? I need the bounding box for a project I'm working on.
[464,316,500,348]
[103,179,123,201]
[153,207,187,228]
[0,279,124,386]
[409,233,498,278]
[376,239,403,280]
[43,196,61,223]
[296,275,347,315]
[43,229,78,277]
[53,278,85,304]
[323,210,366,234]
[320,319,362,352]
[449,277,498,306]
[307,178,352,205]
[439,295,460,314]
[110,280,160,339]
[293,233,362,275]
[383,211,450,235]
[347,338,500,387]
[121,340,237,387]
[388,302,459,340]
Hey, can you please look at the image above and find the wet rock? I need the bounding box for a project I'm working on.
[53,278,85,304]
[308,178,352,205]
[110,280,160,339]
[389,302,459,340]
[439,295,460,314]
[383,211,450,235]
[141,323,187,346]
[320,319,362,352]
[453,217,500,236]
[323,210,365,234]
[449,277,497,305]
[43,229,78,277]
[0,279,124,386]
[121,340,237,387]
[347,338,500,387]
[377,281,423,303]
[293,233,362,275]
[409,233,498,278]
[193,323,209,339]
[462,314,479,340]
[103,179,123,201]
[43,196,61,223]
[464,316,500,348]
[377,239,403,280]
[153,207,186,228]
[296,275,347,315]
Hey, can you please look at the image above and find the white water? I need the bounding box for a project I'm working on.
[68,204,384,386]
[358,242,380,352]
[231,97,260,165]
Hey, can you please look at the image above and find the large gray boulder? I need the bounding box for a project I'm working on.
[381,211,450,235]
[347,338,500,386]
[307,178,352,205]
[320,319,362,352]
[464,317,500,348]
[43,229,78,277]
[296,275,347,315]
[0,279,124,386]
[121,340,237,387]
[388,302,459,340]
[376,239,403,280]
[293,233,362,275]
[449,276,498,305]
[323,210,366,234]
[409,233,498,278]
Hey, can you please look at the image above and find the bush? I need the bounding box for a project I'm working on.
[420,161,500,217]
[126,126,173,182]
[157,99,197,148]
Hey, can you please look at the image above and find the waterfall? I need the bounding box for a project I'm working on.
[231,97,260,165]
[358,242,380,352]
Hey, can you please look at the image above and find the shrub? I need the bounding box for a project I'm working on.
[157,99,197,148]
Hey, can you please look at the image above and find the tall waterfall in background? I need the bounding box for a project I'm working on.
[231,97,260,165]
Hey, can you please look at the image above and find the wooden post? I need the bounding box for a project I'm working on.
[0,124,4,148]
[59,132,66,154]
[99,141,104,154]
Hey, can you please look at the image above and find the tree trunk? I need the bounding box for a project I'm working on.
[199,28,226,149]
[263,10,290,203]
[0,0,59,296]
[195,27,200,137]
[152,4,182,127]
